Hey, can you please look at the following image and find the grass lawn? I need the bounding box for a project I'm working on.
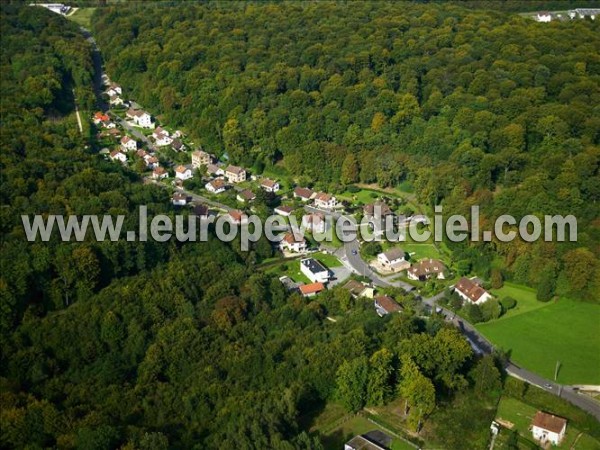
[476,294,600,384]
[489,282,549,321]
[402,243,442,261]
[265,260,311,284]
[67,8,96,28]
[494,397,600,450]
[311,250,342,268]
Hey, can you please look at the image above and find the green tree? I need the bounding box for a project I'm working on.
[336,356,369,413]
[367,348,394,406]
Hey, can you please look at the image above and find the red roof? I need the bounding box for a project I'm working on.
[455,277,488,302]
[294,187,314,199]
[261,178,278,188]
[375,295,402,313]
[175,165,188,174]
[299,282,325,296]
[531,411,567,434]
[283,232,305,244]
[94,111,109,122]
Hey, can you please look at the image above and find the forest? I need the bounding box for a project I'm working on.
[91,2,600,302]
[1,3,599,449]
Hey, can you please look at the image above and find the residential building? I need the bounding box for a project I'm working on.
[314,192,337,209]
[228,210,248,225]
[302,213,327,234]
[152,167,168,180]
[454,277,493,305]
[171,139,185,152]
[260,178,280,192]
[531,411,567,446]
[106,83,122,96]
[342,280,374,299]
[377,248,408,269]
[236,189,256,203]
[274,206,294,216]
[300,258,330,283]
[93,111,110,125]
[363,202,393,218]
[225,165,246,183]
[299,282,325,297]
[172,192,188,206]
[108,94,123,106]
[205,178,227,194]
[191,150,211,168]
[175,165,193,181]
[280,232,307,253]
[279,276,300,293]
[192,204,209,219]
[126,109,154,128]
[120,136,137,152]
[374,295,402,317]
[536,11,553,22]
[293,187,315,201]
[407,259,446,281]
[109,150,126,163]
[345,431,391,450]
[145,156,159,169]
[206,163,224,177]
[152,127,172,146]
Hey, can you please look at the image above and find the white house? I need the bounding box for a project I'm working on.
[228,210,248,225]
[314,192,337,209]
[152,127,172,146]
[108,94,123,106]
[175,165,193,181]
[531,411,567,446]
[377,248,408,270]
[453,277,493,305]
[120,136,137,152]
[106,83,122,96]
[144,155,159,169]
[300,258,330,284]
[205,178,227,194]
[280,232,307,253]
[293,187,315,201]
[274,206,294,217]
[206,163,224,177]
[302,213,327,234]
[236,189,256,203]
[109,150,127,163]
[126,109,154,129]
[152,167,168,180]
[172,192,188,206]
[260,178,280,193]
[536,12,552,22]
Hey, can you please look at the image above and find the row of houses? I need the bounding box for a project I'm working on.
[293,186,338,209]
[535,8,599,22]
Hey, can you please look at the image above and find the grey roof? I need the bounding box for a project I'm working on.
[301,258,327,274]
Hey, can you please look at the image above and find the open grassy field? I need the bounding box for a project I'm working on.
[476,289,600,384]
[264,260,311,284]
[403,243,442,261]
[494,397,600,450]
[489,282,548,320]
[67,8,96,28]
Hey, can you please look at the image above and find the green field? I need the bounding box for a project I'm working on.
[311,251,342,268]
[477,288,600,384]
[403,243,442,261]
[67,8,96,28]
[489,283,549,320]
[494,397,600,450]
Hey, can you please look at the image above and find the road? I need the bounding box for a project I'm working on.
[305,205,600,421]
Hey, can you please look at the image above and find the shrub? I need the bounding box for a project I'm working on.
[500,296,517,311]
[347,185,360,193]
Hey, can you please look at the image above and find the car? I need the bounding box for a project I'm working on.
[544,383,553,389]
[351,249,358,255]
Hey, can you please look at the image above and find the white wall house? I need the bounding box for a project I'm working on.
[205,179,226,194]
[120,136,137,152]
[280,232,307,253]
[152,167,168,180]
[127,109,154,129]
[531,412,567,446]
[225,165,246,183]
[314,192,337,209]
[302,213,327,234]
[261,179,280,192]
[536,12,552,22]
[175,165,193,181]
[109,150,127,163]
[300,258,330,283]
[454,277,492,305]
[191,150,211,168]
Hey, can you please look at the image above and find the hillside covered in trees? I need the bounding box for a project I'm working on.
[91,2,600,302]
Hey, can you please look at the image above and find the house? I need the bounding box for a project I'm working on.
[172,192,188,206]
[280,232,307,253]
[374,295,402,317]
[104,122,116,129]
[152,127,172,146]
[274,206,294,217]
[106,83,122,96]
[293,187,315,201]
[225,165,246,183]
[302,213,327,234]
[120,136,137,152]
[171,139,185,152]
[126,109,154,128]
[206,163,224,177]
[109,150,127,163]
[454,277,493,305]
[192,204,209,219]
[192,150,211,168]
[260,178,280,192]
[314,192,337,209]
[93,111,110,125]
[228,210,248,225]
[145,156,159,169]
[407,259,446,281]
[108,94,123,106]
[377,248,409,271]
[106,128,121,138]
[205,178,227,194]
[152,167,168,180]
[136,149,148,159]
[536,11,553,22]
[236,189,256,203]
[299,282,326,297]
[342,280,375,299]
[279,276,300,293]
[345,431,391,450]
[531,411,567,446]
[363,202,393,218]
[174,165,193,181]
[300,258,330,283]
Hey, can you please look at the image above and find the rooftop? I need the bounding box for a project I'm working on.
[531,411,567,434]
[301,257,328,274]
